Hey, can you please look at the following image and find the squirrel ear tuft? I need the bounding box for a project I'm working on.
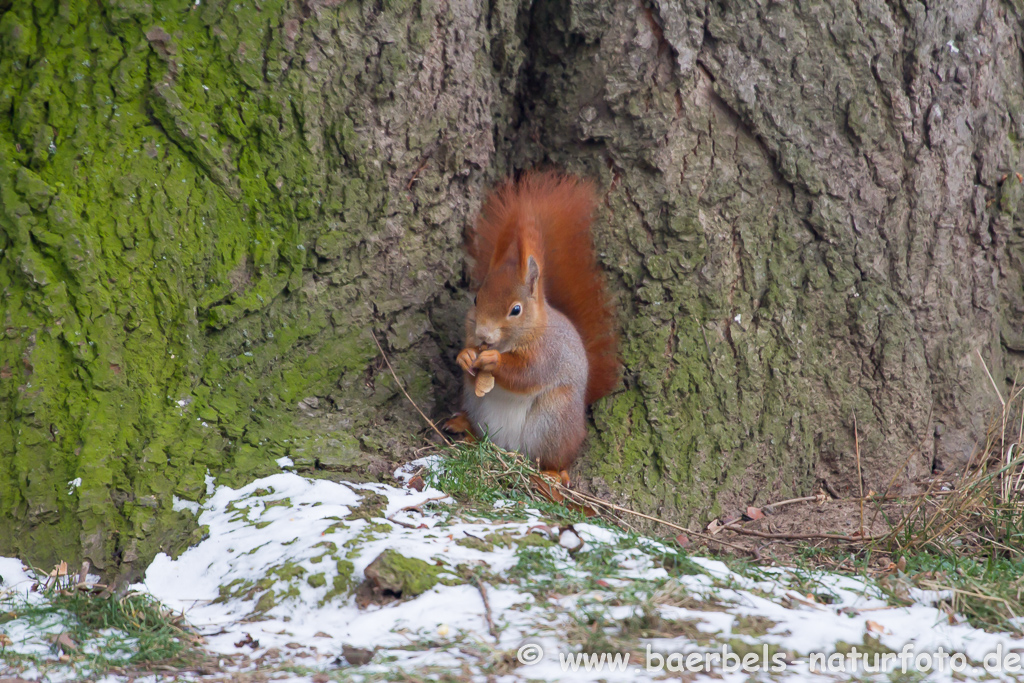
[525,255,540,297]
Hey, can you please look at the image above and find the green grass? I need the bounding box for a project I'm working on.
[423,438,597,525]
[788,544,1024,636]
[429,434,1024,642]
[884,552,1024,636]
[761,391,1024,636]
[0,571,205,676]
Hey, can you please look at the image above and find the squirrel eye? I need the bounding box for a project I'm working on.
[509,304,522,317]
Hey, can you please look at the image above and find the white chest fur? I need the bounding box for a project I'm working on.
[465,385,534,451]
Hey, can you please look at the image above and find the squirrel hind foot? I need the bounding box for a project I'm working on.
[442,412,476,441]
[543,469,570,488]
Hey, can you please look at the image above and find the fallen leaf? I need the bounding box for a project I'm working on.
[234,633,259,649]
[340,644,374,666]
[51,632,77,653]
[896,557,906,572]
[675,534,691,547]
[745,506,765,521]
[407,475,425,492]
[706,519,723,535]
[866,620,886,634]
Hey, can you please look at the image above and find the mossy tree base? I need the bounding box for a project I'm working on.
[0,0,521,580]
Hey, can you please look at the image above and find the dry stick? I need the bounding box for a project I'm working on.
[1001,378,1017,502]
[861,489,954,502]
[371,333,451,446]
[854,413,865,539]
[387,495,451,528]
[977,348,1006,407]
[1013,392,1024,500]
[472,577,500,643]
[763,495,821,510]
[722,524,883,543]
[554,487,760,554]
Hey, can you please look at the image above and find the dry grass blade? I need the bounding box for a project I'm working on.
[854,412,864,539]
[976,348,1006,407]
[877,375,1024,555]
[371,332,451,446]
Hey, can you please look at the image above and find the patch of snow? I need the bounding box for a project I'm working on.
[5,461,1024,681]
[172,496,200,514]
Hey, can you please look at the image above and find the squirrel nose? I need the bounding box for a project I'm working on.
[477,327,501,346]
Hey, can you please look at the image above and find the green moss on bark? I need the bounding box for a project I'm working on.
[0,0,518,580]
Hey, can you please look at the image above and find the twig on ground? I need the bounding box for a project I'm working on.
[722,524,882,543]
[763,495,821,512]
[471,577,499,643]
[386,495,451,528]
[552,486,754,554]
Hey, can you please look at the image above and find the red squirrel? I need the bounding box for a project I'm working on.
[449,171,619,485]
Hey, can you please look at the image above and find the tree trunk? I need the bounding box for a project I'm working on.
[524,0,1024,520]
[1,0,1021,579]
[0,0,520,580]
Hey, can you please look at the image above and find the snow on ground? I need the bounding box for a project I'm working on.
[4,460,1024,681]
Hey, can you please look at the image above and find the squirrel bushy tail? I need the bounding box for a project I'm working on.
[468,170,619,405]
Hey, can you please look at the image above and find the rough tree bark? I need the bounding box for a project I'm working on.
[529,0,1024,519]
[1,0,1021,580]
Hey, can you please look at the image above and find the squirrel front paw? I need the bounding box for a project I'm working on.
[457,347,479,376]
[473,349,501,373]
